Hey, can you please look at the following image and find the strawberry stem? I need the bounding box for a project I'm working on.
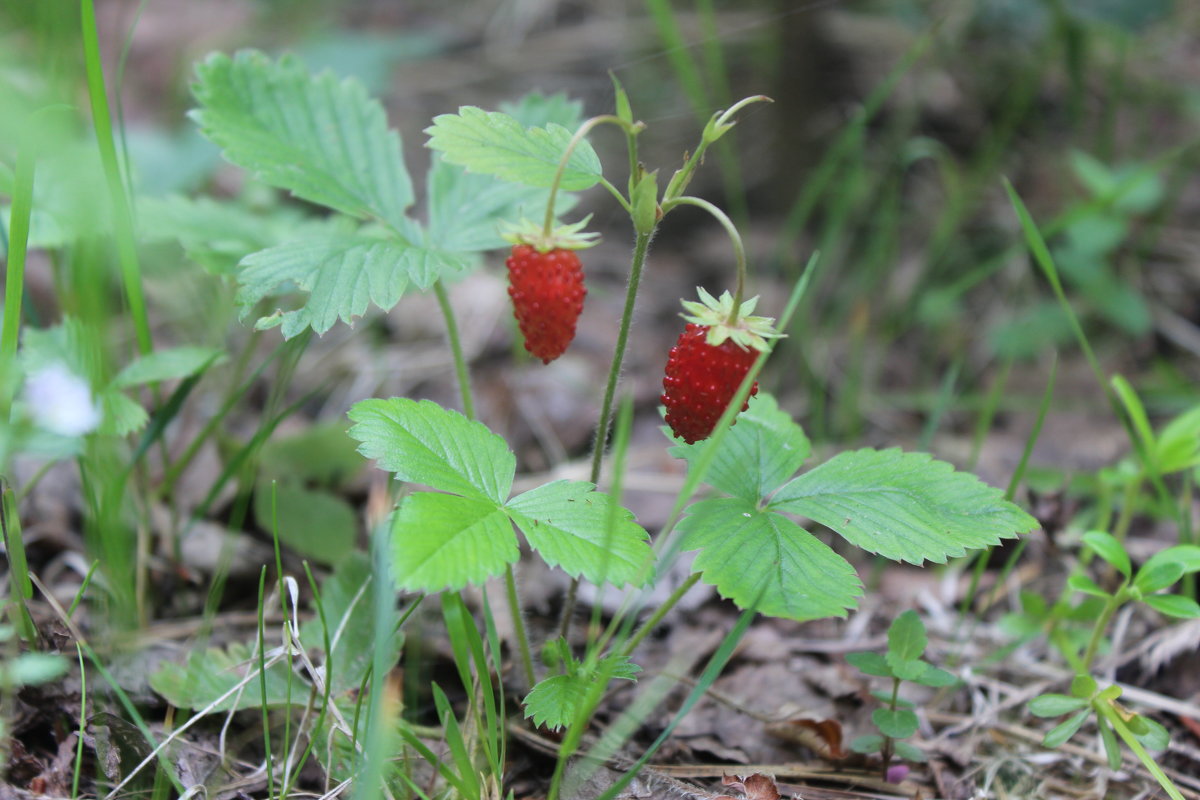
[543,115,644,237]
[662,195,747,325]
[434,280,538,689]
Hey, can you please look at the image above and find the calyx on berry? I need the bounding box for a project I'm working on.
[501,216,600,253]
[680,287,782,351]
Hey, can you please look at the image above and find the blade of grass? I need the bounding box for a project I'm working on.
[79,0,152,356]
[0,144,34,417]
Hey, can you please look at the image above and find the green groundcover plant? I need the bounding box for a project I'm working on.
[2,47,1043,796]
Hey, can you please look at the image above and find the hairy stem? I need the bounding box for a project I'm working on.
[434,281,475,421]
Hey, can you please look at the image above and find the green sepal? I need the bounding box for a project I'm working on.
[500,216,600,252]
[679,287,781,352]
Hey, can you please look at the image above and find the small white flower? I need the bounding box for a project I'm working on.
[22,362,102,437]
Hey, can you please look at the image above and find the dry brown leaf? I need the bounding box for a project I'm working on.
[716,772,783,800]
[766,717,848,760]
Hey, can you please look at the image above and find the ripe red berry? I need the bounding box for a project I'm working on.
[660,288,781,444]
[662,323,759,444]
[506,244,586,364]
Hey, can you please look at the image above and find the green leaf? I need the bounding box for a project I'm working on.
[253,481,357,564]
[424,155,559,253]
[390,493,516,591]
[425,107,602,191]
[872,708,918,739]
[347,398,514,503]
[4,653,68,687]
[522,655,639,730]
[1081,530,1131,578]
[1134,560,1186,594]
[259,421,364,488]
[97,389,148,436]
[886,609,926,663]
[912,662,958,688]
[149,642,302,711]
[1155,405,1200,474]
[1067,573,1110,598]
[191,51,413,230]
[1043,709,1089,748]
[1029,694,1089,717]
[845,651,893,678]
[892,740,928,762]
[1139,545,1200,583]
[113,346,226,388]
[1098,716,1122,769]
[300,552,403,696]
[1133,715,1170,751]
[678,497,861,621]
[669,394,811,502]
[870,690,914,708]
[849,734,884,754]
[1143,594,1200,618]
[506,480,651,588]
[237,235,471,338]
[499,91,585,129]
[770,448,1038,564]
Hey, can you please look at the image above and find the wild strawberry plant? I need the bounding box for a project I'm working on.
[142,48,1040,792]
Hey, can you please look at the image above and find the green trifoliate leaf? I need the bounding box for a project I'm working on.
[522,655,639,730]
[769,448,1038,564]
[425,156,561,253]
[872,708,918,739]
[845,651,893,678]
[137,193,340,275]
[149,642,302,711]
[113,346,226,388]
[390,493,516,591]
[506,480,651,588]
[499,90,585,129]
[670,393,810,502]
[678,497,861,621]
[886,609,927,663]
[1082,530,1131,578]
[424,107,602,191]
[348,398,515,504]
[191,51,414,229]
[1143,594,1200,618]
[1029,694,1090,717]
[237,235,471,338]
[1043,709,1090,747]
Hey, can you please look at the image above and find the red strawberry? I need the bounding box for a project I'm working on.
[506,245,586,364]
[661,289,781,444]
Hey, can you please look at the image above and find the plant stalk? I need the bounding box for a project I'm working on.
[433,281,474,420]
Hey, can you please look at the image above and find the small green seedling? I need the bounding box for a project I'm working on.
[847,609,957,778]
[1026,534,1200,800]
